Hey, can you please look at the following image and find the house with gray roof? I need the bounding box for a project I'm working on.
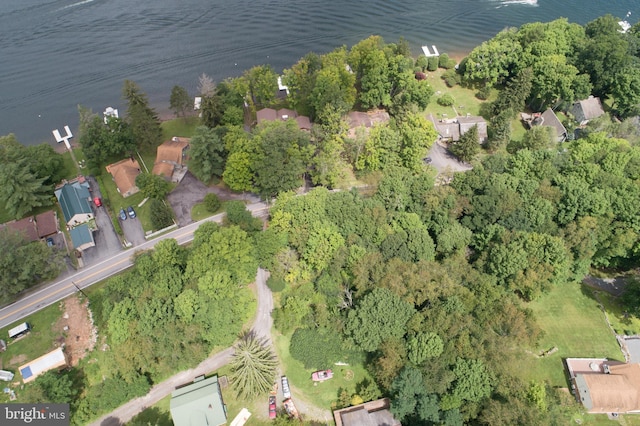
[571,96,605,125]
[427,114,487,143]
[333,398,400,426]
[521,109,567,142]
[55,178,94,227]
[170,376,227,426]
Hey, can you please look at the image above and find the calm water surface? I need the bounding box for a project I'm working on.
[0,0,637,145]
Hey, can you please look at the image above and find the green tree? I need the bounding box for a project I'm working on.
[188,125,227,182]
[230,334,278,398]
[0,159,52,219]
[450,124,480,162]
[253,120,311,198]
[391,367,441,424]
[149,199,174,230]
[169,85,192,118]
[521,125,554,150]
[406,332,444,365]
[135,173,171,199]
[203,193,221,212]
[345,287,415,352]
[122,80,162,149]
[224,200,262,232]
[451,358,495,403]
[25,143,65,186]
[243,65,278,108]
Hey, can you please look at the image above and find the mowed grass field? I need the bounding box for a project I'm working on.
[518,281,624,388]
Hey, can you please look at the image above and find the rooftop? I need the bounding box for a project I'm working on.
[106,158,141,197]
[19,347,67,383]
[170,376,227,426]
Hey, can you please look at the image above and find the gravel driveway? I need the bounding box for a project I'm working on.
[167,172,260,227]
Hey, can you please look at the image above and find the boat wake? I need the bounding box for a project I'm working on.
[57,0,96,11]
[492,0,538,7]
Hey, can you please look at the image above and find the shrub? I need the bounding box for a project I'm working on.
[290,327,344,369]
[437,94,455,107]
[438,53,456,69]
[203,193,221,212]
[225,200,262,232]
[442,69,460,87]
[415,56,429,71]
[427,56,439,72]
[266,275,286,292]
[150,199,174,230]
[476,84,492,100]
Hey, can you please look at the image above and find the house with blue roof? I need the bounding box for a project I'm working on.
[54,178,94,227]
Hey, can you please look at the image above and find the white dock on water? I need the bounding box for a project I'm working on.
[422,45,440,57]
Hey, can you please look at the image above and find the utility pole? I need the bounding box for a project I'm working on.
[72,281,89,300]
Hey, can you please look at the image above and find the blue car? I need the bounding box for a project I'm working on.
[119,208,127,221]
[127,206,136,219]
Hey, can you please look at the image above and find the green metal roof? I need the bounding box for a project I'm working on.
[170,376,227,426]
[69,224,94,249]
[54,181,92,223]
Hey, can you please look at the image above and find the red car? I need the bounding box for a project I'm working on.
[269,395,276,419]
[93,197,102,207]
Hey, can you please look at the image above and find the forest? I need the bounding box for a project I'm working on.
[5,13,640,425]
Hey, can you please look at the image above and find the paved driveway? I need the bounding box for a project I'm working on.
[119,213,146,247]
[167,172,260,227]
[427,141,473,177]
[81,177,123,266]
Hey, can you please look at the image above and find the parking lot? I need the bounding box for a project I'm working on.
[117,207,146,247]
[426,141,473,176]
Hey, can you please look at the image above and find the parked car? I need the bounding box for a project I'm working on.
[46,237,54,247]
[119,208,127,221]
[424,157,433,164]
[269,395,276,419]
[281,376,291,399]
[311,369,333,382]
[127,206,136,218]
[93,197,102,207]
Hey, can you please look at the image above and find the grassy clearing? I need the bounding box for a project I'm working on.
[517,282,623,387]
[191,202,217,222]
[423,68,492,119]
[0,303,62,373]
[596,291,640,336]
[274,330,373,412]
[161,116,199,140]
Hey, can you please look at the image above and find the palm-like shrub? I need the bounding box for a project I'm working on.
[230,333,278,398]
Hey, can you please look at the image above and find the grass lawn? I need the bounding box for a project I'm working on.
[517,281,624,387]
[274,330,373,412]
[0,303,63,374]
[595,291,640,336]
[161,116,200,140]
[191,202,219,222]
[423,68,493,119]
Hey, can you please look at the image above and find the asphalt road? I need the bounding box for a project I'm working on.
[0,202,268,329]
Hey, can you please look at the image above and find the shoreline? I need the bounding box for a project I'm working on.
[47,48,472,154]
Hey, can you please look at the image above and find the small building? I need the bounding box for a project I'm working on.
[428,114,488,143]
[8,322,30,339]
[0,339,6,352]
[333,398,401,426]
[0,370,14,381]
[55,178,94,227]
[19,347,67,383]
[256,108,312,131]
[69,223,95,252]
[346,110,391,137]
[170,376,227,426]
[152,137,190,182]
[103,107,119,124]
[106,158,141,198]
[2,216,39,242]
[521,108,567,142]
[566,358,640,414]
[571,96,605,126]
[0,211,60,243]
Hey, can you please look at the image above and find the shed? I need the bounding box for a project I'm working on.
[8,322,30,339]
[170,376,227,426]
[35,211,59,238]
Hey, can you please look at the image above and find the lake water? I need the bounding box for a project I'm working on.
[0,0,637,146]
